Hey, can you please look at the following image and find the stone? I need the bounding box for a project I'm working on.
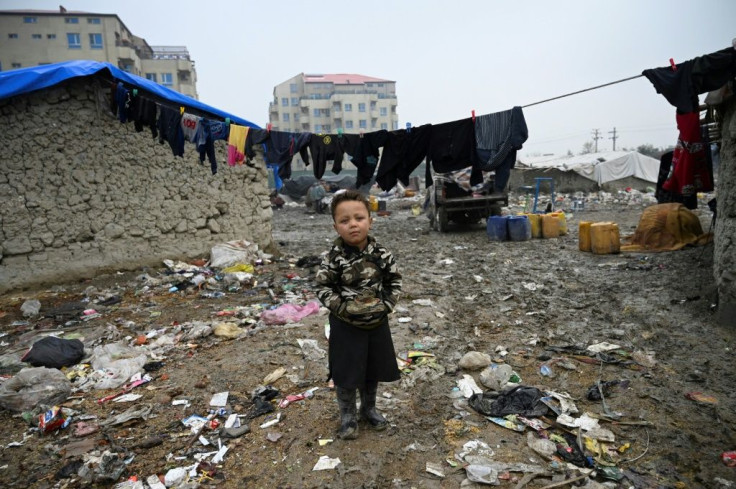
[104,223,125,239]
[207,219,221,233]
[2,237,32,255]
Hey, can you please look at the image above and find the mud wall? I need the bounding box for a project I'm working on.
[0,77,274,294]
[715,99,736,325]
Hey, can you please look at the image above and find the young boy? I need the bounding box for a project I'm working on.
[314,189,402,440]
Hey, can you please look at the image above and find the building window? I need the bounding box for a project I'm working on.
[358,103,366,112]
[87,17,101,24]
[291,97,298,106]
[323,125,331,132]
[47,34,56,39]
[344,103,352,112]
[145,73,157,82]
[67,33,81,49]
[359,120,367,129]
[294,114,300,122]
[23,16,37,23]
[281,97,288,107]
[315,124,322,132]
[283,113,290,122]
[65,17,79,24]
[378,83,384,87]
[290,83,297,93]
[313,108,320,117]
[380,107,388,116]
[346,120,354,129]
[12,62,21,68]
[32,34,42,39]
[393,121,399,130]
[381,123,388,130]
[161,73,173,86]
[8,33,18,39]
[89,33,103,49]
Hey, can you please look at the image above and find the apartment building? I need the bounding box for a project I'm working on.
[0,8,198,98]
[269,73,399,135]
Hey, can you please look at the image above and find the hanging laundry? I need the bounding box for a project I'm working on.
[474,106,528,193]
[642,47,736,113]
[342,130,388,188]
[260,131,312,180]
[180,113,201,143]
[662,111,713,209]
[227,124,249,165]
[130,94,158,138]
[113,82,132,123]
[157,106,185,157]
[307,134,346,179]
[425,118,475,188]
[197,120,229,175]
[376,125,432,191]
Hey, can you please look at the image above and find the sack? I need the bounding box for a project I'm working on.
[0,367,72,412]
[21,336,85,369]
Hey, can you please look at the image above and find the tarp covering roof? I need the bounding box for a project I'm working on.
[0,60,259,128]
[516,151,659,185]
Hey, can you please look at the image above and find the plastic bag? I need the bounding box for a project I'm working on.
[0,367,72,412]
[260,301,321,325]
[21,336,85,369]
[209,240,267,268]
[90,343,147,390]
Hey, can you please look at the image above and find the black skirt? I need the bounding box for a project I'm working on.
[328,313,401,389]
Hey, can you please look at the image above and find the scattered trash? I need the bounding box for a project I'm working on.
[722,451,736,467]
[312,455,341,471]
[425,461,445,478]
[458,351,492,370]
[263,367,286,385]
[260,301,320,325]
[297,339,326,360]
[0,367,72,412]
[685,391,718,405]
[20,299,41,317]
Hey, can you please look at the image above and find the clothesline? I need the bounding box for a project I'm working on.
[521,74,644,108]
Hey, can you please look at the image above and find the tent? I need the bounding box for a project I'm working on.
[510,151,660,193]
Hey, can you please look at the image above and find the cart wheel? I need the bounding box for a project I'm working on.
[435,207,448,233]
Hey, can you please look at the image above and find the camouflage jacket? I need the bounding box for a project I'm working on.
[314,236,402,329]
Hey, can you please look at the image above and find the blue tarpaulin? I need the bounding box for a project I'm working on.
[0,60,259,128]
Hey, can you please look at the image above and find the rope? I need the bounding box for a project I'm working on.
[522,74,644,108]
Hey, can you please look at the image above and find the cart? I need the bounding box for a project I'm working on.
[428,173,507,232]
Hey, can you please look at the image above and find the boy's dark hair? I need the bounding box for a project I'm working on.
[330,189,370,220]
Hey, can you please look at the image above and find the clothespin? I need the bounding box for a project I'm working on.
[471,110,476,123]
[337,128,343,137]
[225,117,230,126]
[406,122,411,134]
[669,58,677,72]
[266,123,272,133]
[359,130,364,139]
[132,88,138,96]
[179,106,185,115]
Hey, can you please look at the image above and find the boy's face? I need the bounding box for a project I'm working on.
[333,200,372,250]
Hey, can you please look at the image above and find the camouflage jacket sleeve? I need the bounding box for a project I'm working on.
[380,247,402,312]
[314,249,346,316]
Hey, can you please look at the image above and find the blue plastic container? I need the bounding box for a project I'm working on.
[487,216,508,241]
[507,215,532,241]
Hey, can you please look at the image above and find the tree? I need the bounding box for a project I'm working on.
[580,141,594,154]
[567,149,573,156]
[636,144,659,159]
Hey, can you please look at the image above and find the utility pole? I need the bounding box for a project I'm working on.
[591,129,601,153]
[609,127,618,151]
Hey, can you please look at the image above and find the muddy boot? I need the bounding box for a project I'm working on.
[335,387,359,440]
[359,382,388,430]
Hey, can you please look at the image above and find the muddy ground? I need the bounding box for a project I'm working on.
[0,190,734,489]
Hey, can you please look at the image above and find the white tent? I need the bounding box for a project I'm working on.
[511,151,660,192]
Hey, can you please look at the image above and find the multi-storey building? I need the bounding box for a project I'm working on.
[269,73,399,135]
[0,8,198,98]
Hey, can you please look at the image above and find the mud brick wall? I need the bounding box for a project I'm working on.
[0,77,274,294]
[716,99,736,325]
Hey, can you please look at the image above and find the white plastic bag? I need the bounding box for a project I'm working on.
[90,343,147,390]
[0,367,72,412]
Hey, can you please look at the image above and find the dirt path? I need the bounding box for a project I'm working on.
[0,193,733,488]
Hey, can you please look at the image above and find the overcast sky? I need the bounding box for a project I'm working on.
[4,0,735,156]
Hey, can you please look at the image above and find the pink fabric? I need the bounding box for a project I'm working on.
[260,301,321,325]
